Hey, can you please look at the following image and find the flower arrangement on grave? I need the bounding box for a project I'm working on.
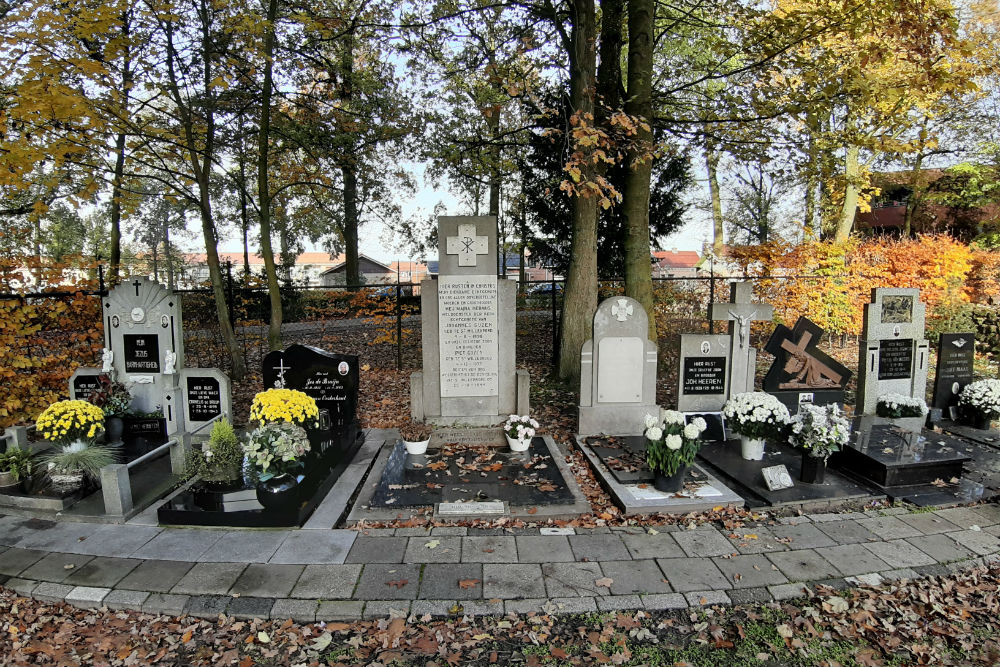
[503,414,539,452]
[722,392,790,440]
[249,388,320,428]
[643,409,706,491]
[85,375,133,418]
[875,393,928,419]
[35,400,116,490]
[0,447,35,490]
[187,418,243,483]
[242,421,311,480]
[787,403,850,461]
[35,400,105,445]
[400,421,433,455]
[959,379,1000,419]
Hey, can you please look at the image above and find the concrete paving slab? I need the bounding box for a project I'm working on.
[460,600,504,616]
[673,529,735,558]
[290,564,362,599]
[905,534,972,563]
[345,537,408,564]
[713,554,789,589]
[726,587,772,604]
[268,530,356,564]
[483,563,544,600]
[316,600,364,621]
[199,531,290,563]
[596,594,642,611]
[131,529,228,561]
[815,520,877,545]
[541,561,604,597]
[5,577,37,596]
[184,595,231,619]
[655,558,730,592]
[935,507,992,530]
[898,512,962,535]
[354,564,421,600]
[768,583,811,601]
[641,592,687,610]
[403,536,461,563]
[864,539,937,568]
[103,589,149,611]
[411,599,455,617]
[502,598,546,614]
[64,557,141,587]
[229,564,304,598]
[363,601,409,619]
[419,563,483,600]
[141,593,189,616]
[814,544,892,577]
[20,552,94,583]
[767,550,840,582]
[948,529,1000,556]
[117,559,193,592]
[685,590,729,606]
[856,516,923,540]
[547,597,598,613]
[0,548,47,576]
[568,534,631,562]
[32,581,74,603]
[599,560,672,595]
[172,562,247,595]
[270,599,318,623]
[70,525,162,557]
[460,536,516,563]
[227,596,275,620]
[15,521,98,551]
[770,523,837,550]
[65,586,110,610]
[515,535,575,563]
[726,527,789,555]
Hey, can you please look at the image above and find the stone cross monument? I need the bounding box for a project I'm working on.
[709,282,773,395]
[411,216,529,427]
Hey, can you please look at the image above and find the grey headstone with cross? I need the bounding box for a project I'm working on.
[709,282,773,395]
[856,287,930,415]
[410,216,529,427]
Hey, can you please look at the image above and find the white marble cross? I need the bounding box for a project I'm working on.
[445,223,488,267]
[612,298,633,322]
[708,282,774,395]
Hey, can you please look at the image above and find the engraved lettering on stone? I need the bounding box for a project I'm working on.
[438,275,499,397]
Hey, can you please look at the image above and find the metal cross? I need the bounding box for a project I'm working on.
[273,359,290,388]
[445,223,488,267]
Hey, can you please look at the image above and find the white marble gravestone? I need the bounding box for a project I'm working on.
[709,282,773,395]
[411,216,529,427]
[677,333,732,413]
[856,287,930,415]
[578,296,659,436]
[102,277,189,437]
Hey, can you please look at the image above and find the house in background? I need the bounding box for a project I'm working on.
[182,252,408,288]
[652,249,701,278]
[319,255,397,286]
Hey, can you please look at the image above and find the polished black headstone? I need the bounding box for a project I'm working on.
[186,376,222,422]
[682,357,727,395]
[763,317,851,412]
[72,373,103,401]
[933,333,976,410]
[687,412,726,442]
[878,339,914,380]
[370,440,574,507]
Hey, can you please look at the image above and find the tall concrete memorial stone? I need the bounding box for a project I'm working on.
[577,296,658,435]
[856,288,929,415]
[411,216,528,426]
[709,282,773,396]
[677,334,731,413]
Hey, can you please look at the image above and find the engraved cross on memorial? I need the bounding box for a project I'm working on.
[709,282,773,395]
[445,223,489,267]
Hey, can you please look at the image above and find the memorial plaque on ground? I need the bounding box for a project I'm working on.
[262,344,362,460]
[856,288,929,415]
[763,316,852,413]
[369,440,574,507]
[677,334,731,412]
[410,216,528,426]
[933,333,976,411]
[578,296,659,435]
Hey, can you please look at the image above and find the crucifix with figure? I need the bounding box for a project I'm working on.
[708,282,774,395]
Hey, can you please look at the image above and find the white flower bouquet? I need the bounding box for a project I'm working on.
[503,414,539,449]
[875,393,928,419]
[722,392,790,441]
[959,379,1000,420]
[643,409,706,477]
[243,421,311,480]
[787,403,850,460]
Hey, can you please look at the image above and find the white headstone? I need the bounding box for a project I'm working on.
[856,288,929,415]
[709,282,773,395]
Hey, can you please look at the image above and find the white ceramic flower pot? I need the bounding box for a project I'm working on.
[506,434,530,452]
[404,439,429,456]
[740,436,765,461]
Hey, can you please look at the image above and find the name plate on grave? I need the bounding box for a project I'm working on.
[438,275,499,397]
[123,334,161,373]
[72,374,102,401]
[878,339,913,380]
[682,357,727,394]
[186,376,222,422]
[437,501,506,515]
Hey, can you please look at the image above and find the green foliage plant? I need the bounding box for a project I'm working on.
[0,447,35,482]
[41,442,116,479]
[187,418,243,482]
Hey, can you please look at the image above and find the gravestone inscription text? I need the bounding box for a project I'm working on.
[123,334,160,373]
[438,275,499,397]
[878,339,914,380]
[186,376,222,422]
[683,357,727,394]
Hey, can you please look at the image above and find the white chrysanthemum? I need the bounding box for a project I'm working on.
[664,434,682,450]
[692,417,707,431]
[661,409,685,426]
[645,414,658,429]
[645,426,663,441]
[683,423,700,440]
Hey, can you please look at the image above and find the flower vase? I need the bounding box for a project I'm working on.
[654,465,688,492]
[962,408,993,431]
[739,436,765,461]
[255,473,300,512]
[799,454,826,484]
[403,439,429,455]
[104,416,124,444]
[506,434,530,452]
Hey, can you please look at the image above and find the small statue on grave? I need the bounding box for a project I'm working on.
[164,351,177,375]
[101,348,114,373]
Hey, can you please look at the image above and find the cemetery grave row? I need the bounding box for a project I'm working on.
[1,216,998,530]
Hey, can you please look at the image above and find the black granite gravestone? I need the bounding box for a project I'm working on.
[933,333,975,411]
[71,373,103,401]
[123,333,161,373]
[763,317,852,413]
[878,339,914,380]
[185,376,222,422]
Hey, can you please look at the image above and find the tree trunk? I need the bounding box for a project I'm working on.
[833,143,860,244]
[257,0,283,351]
[622,0,655,341]
[903,126,927,238]
[151,235,158,280]
[803,113,819,239]
[109,131,126,285]
[238,114,251,275]
[487,110,502,274]
[558,0,599,384]
[340,29,361,287]
[705,136,724,254]
[164,214,175,291]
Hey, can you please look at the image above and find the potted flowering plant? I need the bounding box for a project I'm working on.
[503,414,538,452]
[84,375,132,443]
[35,400,115,492]
[187,418,243,484]
[249,388,320,429]
[874,392,928,434]
[787,403,850,484]
[958,379,1000,430]
[722,392,790,461]
[245,388,319,512]
[0,447,35,493]
[643,409,706,492]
